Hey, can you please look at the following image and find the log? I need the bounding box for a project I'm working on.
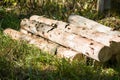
[29,15,68,29]
[68,15,120,54]
[29,15,120,54]
[4,28,83,61]
[68,15,120,34]
[20,19,113,62]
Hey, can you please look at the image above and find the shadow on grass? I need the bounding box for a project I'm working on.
[0,11,22,30]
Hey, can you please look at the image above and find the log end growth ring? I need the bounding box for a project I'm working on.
[99,46,112,62]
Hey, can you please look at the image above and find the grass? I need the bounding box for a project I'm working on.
[0,34,119,80]
[0,0,120,80]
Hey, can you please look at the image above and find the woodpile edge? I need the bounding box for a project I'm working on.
[3,15,120,63]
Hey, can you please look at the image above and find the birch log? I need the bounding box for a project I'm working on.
[30,15,111,33]
[29,15,120,54]
[68,15,120,34]
[4,28,83,60]
[20,19,112,62]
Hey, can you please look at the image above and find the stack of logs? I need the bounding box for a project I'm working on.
[4,15,120,63]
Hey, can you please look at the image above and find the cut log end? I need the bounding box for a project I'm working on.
[99,46,112,62]
[56,46,83,61]
[72,53,84,61]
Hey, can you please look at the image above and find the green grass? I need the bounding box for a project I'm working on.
[0,33,119,80]
[0,0,120,80]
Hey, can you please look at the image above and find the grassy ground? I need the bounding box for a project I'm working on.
[0,33,120,80]
[0,0,120,80]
